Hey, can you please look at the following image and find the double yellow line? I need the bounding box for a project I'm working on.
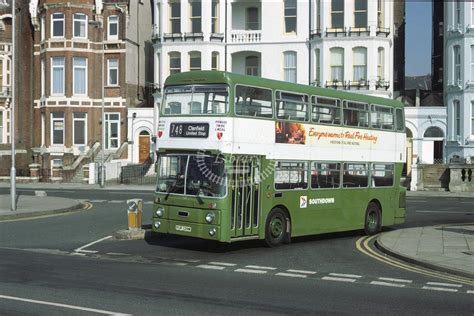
[356,235,474,286]
[82,201,94,210]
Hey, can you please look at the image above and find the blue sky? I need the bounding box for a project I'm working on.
[405,1,432,76]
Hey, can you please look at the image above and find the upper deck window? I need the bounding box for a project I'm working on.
[312,96,341,125]
[276,91,309,122]
[162,85,228,115]
[235,85,273,118]
[371,104,394,130]
[343,101,369,128]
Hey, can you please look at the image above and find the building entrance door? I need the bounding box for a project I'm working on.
[138,131,150,163]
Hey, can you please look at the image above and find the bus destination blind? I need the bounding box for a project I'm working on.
[169,123,209,138]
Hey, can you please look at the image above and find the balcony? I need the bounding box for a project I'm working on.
[348,26,370,37]
[326,27,347,37]
[152,25,161,42]
[310,29,322,39]
[230,30,262,43]
[376,79,390,90]
[347,80,369,90]
[0,86,10,98]
[325,80,346,90]
[163,33,183,42]
[210,33,225,41]
[376,26,390,37]
[184,32,204,41]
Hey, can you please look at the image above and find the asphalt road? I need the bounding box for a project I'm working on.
[0,187,473,315]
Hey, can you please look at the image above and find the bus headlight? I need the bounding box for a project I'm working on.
[205,212,215,223]
[156,207,164,217]
[154,221,161,229]
[209,228,217,237]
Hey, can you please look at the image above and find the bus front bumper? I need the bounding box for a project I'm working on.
[152,218,221,241]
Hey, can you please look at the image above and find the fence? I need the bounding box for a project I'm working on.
[117,158,155,185]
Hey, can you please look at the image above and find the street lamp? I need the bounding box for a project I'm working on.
[10,0,16,211]
[89,19,105,188]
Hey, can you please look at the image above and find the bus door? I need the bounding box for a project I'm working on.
[230,157,260,238]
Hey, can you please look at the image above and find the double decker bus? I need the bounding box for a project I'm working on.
[152,71,406,247]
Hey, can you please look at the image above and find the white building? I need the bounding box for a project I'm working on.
[128,0,398,164]
[444,1,474,162]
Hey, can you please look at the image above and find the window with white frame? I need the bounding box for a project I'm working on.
[108,15,119,40]
[246,7,259,30]
[155,52,161,87]
[331,0,344,29]
[41,15,45,41]
[377,47,384,80]
[170,1,181,33]
[377,0,384,28]
[73,112,87,145]
[284,0,297,33]
[73,57,87,95]
[330,47,344,82]
[472,2,474,25]
[169,52,181,75]
[51,112,65,145]
[316,0,321,31]
[41,59,45,97]
[189,51,201,71]
[190,0,202,33]
[455,0,461,27]
[454,45,461,84]
[51,57,65,95]
[472,102,474,137]
[211,0,219,33]
[245,55,260,76]
[212,52,219,70]
[354,0,367,28]
[314,49,320,84]
[73,13,87,38]
[283,51,297,83]
[52,13,64,38]
[353,47,367,81]
[0,110,3,143]
[454,100,460,137]
[108,59,118,86]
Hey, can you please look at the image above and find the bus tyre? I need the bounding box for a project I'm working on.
[265,208,287,247]
[364,202,382,236]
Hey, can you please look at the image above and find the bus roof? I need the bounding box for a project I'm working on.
[164,71,404,109]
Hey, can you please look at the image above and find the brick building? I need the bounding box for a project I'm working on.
[28,0,153,181]
[0,1,35,177]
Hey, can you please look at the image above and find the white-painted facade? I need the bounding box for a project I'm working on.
[444,1,474,162]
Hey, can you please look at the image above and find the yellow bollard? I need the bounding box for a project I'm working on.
[126,199,143,230]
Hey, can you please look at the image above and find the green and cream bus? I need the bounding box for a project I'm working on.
[152,71,406,247]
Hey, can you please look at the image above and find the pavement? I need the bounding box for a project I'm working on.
[0,183,473,279]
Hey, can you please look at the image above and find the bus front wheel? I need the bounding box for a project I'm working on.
[265,208,288,247]
[364,202,382,235]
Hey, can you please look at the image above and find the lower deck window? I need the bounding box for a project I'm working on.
[371,163,394,187]
[311,162,341,189]
[343,163,368,188]
[274,161,308,190]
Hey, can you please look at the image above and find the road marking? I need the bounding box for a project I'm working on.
[322,276,356,283]
[235,268,268,274]
[467,290,474,294]
[422,286,458,293]
[197,264,226,270]
[208,262,237,267]
[355,236,474,286]
[370,281,406,288]
[426,282,462,288]
[90,199,107,203]
[276,272,308,278]
[416,210,474,214]
[286,269,317,275]
[245,265,277,270]
[144,201,153,205]
[106,252,128,256]
[0,294,131,315]
[74,236,112,254]
[178,259,200,263]
[109,200,125,203]
[329,273,362,279]
[161,262,187,266]
[378,277,412,284]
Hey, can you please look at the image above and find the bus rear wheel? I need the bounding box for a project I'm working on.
[364,202,381,235]
[265,208,288,247]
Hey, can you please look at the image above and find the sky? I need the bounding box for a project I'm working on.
[405,1,432,76]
